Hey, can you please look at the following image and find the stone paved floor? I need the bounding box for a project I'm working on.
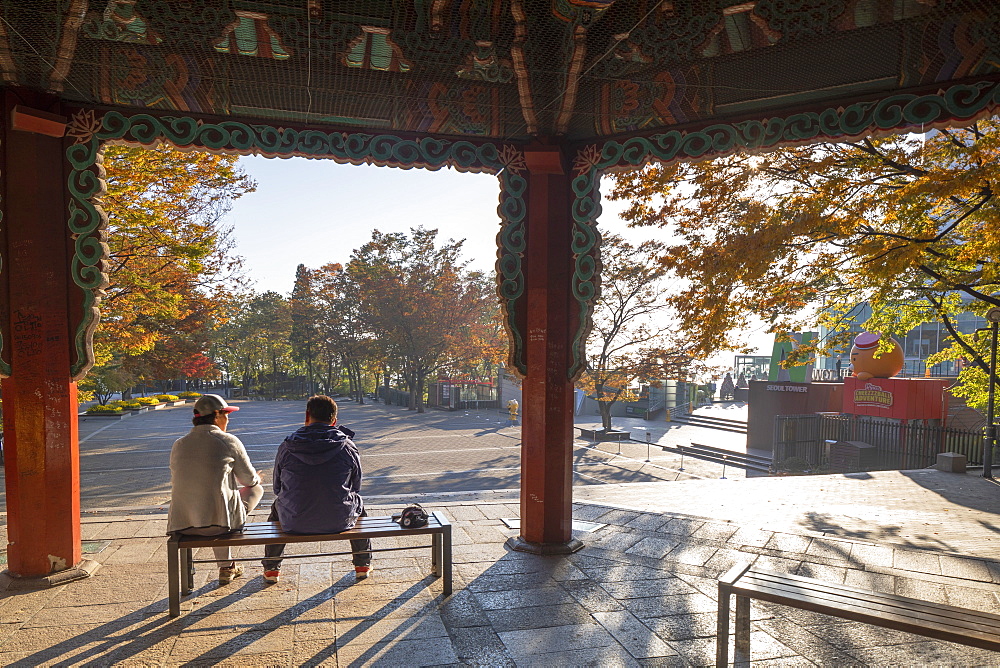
[0,470,999,665]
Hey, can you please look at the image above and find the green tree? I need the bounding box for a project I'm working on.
[719,372,736,401]
[289,264,322,395]
[80,364,134,405]
[312,262,374,404]
[611,119,1000,409]
[215,292,293,398]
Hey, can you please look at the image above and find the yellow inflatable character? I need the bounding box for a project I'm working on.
[507,399,519,421]
[850,332,904,381]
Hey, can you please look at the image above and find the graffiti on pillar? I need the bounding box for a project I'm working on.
[12,309,42,358]
[568,78,1000,380]
[64,109,530,379]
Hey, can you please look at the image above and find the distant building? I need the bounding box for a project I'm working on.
[734,355,771,382]
[815,303,985,378]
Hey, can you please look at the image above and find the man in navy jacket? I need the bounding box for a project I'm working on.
[261,395,371,583]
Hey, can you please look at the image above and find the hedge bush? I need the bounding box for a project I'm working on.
[86,404,123,415]
[177,391,202,399]
[156,394,180,402]
[135,397,161,406]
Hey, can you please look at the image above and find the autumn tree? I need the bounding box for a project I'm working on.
[348,228,490,413]
[470,273,509,384]
[438,271,507,384]
[611,119,1000,410]
[578,234,692,432]
[84,144,254,396]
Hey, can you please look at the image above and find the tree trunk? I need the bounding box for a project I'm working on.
[355,363,365,404]
[406,367,417,410]
[306,356,314,397]
[599,401,613,432]
[496,364,503,414]
[272,352,280,399]
[416,368,427,414]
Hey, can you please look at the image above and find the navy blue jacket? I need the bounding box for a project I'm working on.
[272,423,363,534]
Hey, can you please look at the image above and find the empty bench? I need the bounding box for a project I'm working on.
[717,563,1000,666]
[167,512,452,617]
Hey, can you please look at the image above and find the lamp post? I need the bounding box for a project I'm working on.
[983,308,1000,479]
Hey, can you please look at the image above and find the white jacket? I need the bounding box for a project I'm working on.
[167,424,260,534]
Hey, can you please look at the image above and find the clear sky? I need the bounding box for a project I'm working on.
[224,156,771,361]
[225,154,644,294]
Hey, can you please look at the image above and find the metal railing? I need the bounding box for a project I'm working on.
[644,397,665,420]
[666,402,692,421]
[774,413,982,470]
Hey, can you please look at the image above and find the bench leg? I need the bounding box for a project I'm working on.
[734,594,751,667]
[167,539,181,618]
[442,524,452,597]
[716,584,730,667]
[182,548,194,594]
[432,532,442,577]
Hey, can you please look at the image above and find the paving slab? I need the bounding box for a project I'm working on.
[0,463,998,664]
[592,610,677,659]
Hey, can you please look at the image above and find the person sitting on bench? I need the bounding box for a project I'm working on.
[167,394,263,585]
[261,395,371,584]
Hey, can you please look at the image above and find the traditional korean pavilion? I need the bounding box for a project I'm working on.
[1,0,999,578]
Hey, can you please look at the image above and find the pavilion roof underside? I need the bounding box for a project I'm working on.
[2,0,999,143]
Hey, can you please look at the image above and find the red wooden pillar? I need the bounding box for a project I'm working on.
[0,92,82,577]
[509,143,582,554]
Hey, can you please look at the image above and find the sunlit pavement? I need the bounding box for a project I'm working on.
[7,399,753,513]
[0,403,997,664]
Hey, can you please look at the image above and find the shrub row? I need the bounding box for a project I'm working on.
[85,404,124,415]
[85,392,202,414]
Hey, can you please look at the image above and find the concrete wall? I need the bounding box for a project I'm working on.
[747,380,844,453]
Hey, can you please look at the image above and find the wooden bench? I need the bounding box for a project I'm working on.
[167,512,452,617]
[717,563,1000,666]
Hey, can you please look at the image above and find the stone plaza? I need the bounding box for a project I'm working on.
[0,401,996,665]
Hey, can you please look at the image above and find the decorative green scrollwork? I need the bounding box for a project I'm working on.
[497,168,527,376]
[67,110,529,379]
[587,81,1000,172]
[568,169,602,380]
[567,80,1000,378]
[66,137,110,380]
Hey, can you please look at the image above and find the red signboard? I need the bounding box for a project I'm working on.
[842,377,948,421]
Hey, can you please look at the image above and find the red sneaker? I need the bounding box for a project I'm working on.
[263,569,280,584]
[354,565,373,580]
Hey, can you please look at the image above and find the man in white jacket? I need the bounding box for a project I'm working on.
[167,394,263,584]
